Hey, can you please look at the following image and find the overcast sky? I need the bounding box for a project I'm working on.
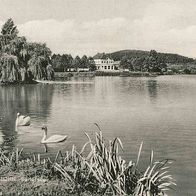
[0,0,196,57]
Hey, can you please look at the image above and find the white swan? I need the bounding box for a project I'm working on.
[41,126,68,144]
[15,113,31,126]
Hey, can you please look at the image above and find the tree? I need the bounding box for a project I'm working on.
[0,18,18,50]
[119,50,167,73]
[67,54,73,70]
[46,64,54,80]
[1,18,18,36]
[131,57,146,71]
[80,55,88,68]
[51,54,73,72]
[88,57,96,71]
[27,43,51,80]
[51,54,63,72]
[144,50,167,73]
[0,54,20,83]
[120,56,133,70]
[4,36,29,68]
[61,54,72,71]
[0,19,52,83]
[0,19,21,83]
[72,56,81,70]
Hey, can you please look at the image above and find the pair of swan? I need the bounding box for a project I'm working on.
[15,113,67,144]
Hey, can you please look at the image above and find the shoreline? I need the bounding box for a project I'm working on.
[1,72,194,85]
[55,71,162,79]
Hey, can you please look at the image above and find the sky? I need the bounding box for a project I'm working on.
[0,0,196,57]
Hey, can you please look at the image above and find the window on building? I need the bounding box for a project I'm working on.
[108,66,110,69]
[105,66,107,69]
[111,66,113,69]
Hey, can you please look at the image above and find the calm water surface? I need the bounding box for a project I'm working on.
[0,75,196,195]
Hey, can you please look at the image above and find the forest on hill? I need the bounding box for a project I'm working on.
[51,49,196,74]
[107,50,195,64]
[94,50,196,74]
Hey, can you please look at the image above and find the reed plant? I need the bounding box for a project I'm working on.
[0,126,176,196]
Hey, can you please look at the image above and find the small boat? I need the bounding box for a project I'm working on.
[41,126,67,144]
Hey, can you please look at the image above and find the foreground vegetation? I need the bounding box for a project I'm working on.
[0,126,176,195]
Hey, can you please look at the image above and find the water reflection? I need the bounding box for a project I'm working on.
[147,79,157,103]
[0,76,195,195]
[0,84,54,151]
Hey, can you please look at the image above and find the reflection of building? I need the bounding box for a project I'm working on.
[94,55,120,71]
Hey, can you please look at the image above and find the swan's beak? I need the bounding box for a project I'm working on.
[41,126,47,130]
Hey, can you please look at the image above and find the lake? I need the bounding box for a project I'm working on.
[0,75,196,195]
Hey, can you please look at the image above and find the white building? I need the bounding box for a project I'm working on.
[94,57,120,71]
[77,68,90,72]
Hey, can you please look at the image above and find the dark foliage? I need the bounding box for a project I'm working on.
[51,54,96,72]
[105,49,195,64]
[0,18,53,83]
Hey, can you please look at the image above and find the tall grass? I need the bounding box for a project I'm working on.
[0,127,176,195]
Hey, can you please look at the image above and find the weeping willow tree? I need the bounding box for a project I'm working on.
[0,54,20,83]
[0,18,53,84]
[46,64,54,80]
[28,55,47,80]
[27,42,53,80]
[0,19,21,83]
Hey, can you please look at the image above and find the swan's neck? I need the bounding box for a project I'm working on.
[15,117,19,131]
[41,130,47,142]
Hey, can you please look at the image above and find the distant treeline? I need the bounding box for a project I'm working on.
[94,49,196,74]
[119,50,167,73]
[108,49,195,64]
[94,50,168,73]
[53,49,196,74]
[1,18,196,84]
[51,54,96,72]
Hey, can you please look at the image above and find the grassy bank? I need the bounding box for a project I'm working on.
[0,128,176,195]
[95,71,120,76]
[55,71,161,78]
[95,71,161,77]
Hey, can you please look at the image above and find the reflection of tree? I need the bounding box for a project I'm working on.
[147,80,157,102]
[0,84,54,151]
